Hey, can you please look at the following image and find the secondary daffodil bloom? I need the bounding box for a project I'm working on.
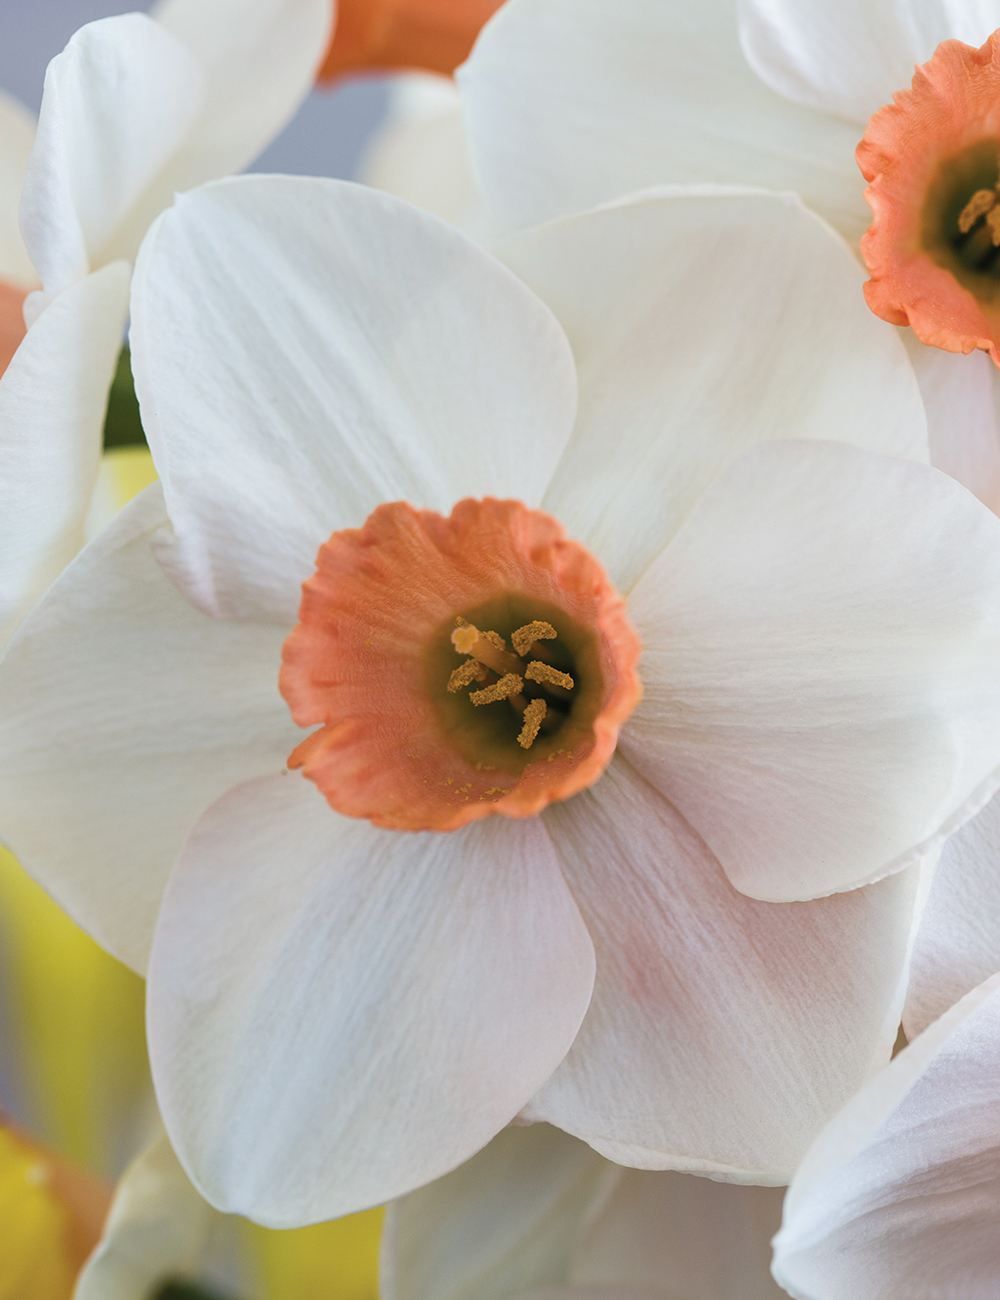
[75,1121,383,1300]
[3,176,1000,1224]
[319,0,502,82]
[457,0,1000,512]
[383,1122,786,1300]
[773,971,1000,1299]
[0,0,331,644]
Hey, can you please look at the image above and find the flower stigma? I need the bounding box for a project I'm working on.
[279,498,642,832]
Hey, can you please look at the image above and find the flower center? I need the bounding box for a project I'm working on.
[858,32,1000,363]
[280,498,642,832]
[923,139,1000,291]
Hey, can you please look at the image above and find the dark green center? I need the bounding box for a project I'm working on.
[426,592,602,775]
[922,137,1000,298]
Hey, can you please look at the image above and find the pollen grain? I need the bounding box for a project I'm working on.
[469,673,524,706]
[517,699,547,749]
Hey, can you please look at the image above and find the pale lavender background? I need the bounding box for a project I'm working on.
[0,0,390,177]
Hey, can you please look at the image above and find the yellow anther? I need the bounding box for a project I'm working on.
[469,673,524,706]
[447,659,489,692]
[512,621,557,656]
[482,630,508,651]
[987,205,1000,246]
[517,698,547,748]
[525,661,575,691]
[959,188,998,233]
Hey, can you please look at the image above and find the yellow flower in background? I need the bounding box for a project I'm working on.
[0,1123,111,1300]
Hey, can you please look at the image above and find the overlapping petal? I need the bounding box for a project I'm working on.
[773,972,1000,1299]
[130,175,577,622]
[19,14,204,312]
[459,0,870,239]
[623,439,1000,900]
[382,1125,614,1300]
[499,188,927,593]
[0,89,37,287]
[739,0,1000,125]
[118,0,332,261]
[0,485,300,974]
[530,756,923,1179]
[360,74,493,241]
[147,776,595,1224]
[75,1128,219,1300]
[0,260,129,641]
[903,336,1000,514]
[905,791,1000,1037]
[573,1168,786,1300]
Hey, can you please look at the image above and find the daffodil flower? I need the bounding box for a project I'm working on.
[382,1121,786,1300]
[3,175,1000,1224]
[456,0,1000,513]
[0,0,331,644]
[773,970,1000,1299]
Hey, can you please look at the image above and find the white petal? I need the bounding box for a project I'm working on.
[740,0,1000,126]
[459,0,870,240]
[147,775,596,1226]
[360,74,495,244]
[572,1168,786,1300]
[382,1125,615,1300]
[622,439,1000,902]
[529,756,923,1181]
[499,188,927,594]
[130,175,577,622]
[108,0,332,263]
[773,972,1000,1300]
[904,790,1000,1038]
[20,14,204,306]
[0,261,130,642]
[75,1129,219,1300]
[0,484,300,974]
[0,90,37,287]
[902,335,1000,514]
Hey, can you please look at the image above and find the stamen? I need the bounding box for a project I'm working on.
[512,621,557,656]
[525,661,575,692]
[986,206,1000,247]
[451,622,521,675]
[959,188,997,233]
[517,698,547,749]
[469,673,524,706]
[447,659,489,692]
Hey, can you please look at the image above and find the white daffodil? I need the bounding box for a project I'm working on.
[359,73,492,241]
[456,0,1000,512]
[0,0,331,644]
[773,970,1000,1299]
[3,175,1000,1225]
[901,768,1000,1042]
[383,1121,787,1300]
[74,1123,247,1300]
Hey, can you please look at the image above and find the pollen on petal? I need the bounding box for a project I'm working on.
[280,498,642,832]
[858,31,1000,364]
